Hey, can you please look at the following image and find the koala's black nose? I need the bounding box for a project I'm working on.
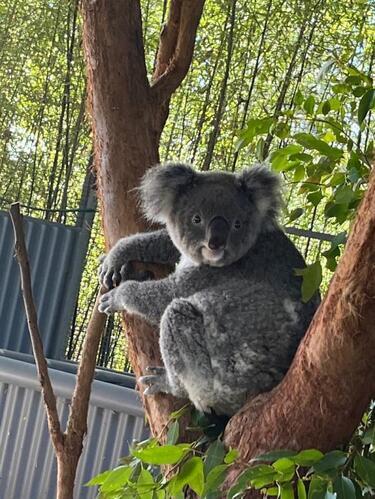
[207,216,229,250]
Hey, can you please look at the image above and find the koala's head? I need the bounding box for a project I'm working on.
[139,162,281,267]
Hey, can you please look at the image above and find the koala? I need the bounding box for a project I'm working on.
[98,162,319,416]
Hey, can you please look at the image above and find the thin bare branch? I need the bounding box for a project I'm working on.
[66,288,106,443]
[9,202,64,454]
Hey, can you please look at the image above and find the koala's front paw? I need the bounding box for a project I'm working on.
[99,254,132,290]
[139,367,171,395]
[99,255,154,290]
[98,287,124,315]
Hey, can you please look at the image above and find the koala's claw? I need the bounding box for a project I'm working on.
[139,367,170,395]
[98,289,121,315]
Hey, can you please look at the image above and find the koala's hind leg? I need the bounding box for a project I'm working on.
[159,298,214,412]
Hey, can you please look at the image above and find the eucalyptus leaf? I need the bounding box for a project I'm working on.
[168,457,205,496]
[333,475,356,499]
[294,133,343,160]
[295,260,322,303]
[307,477,328,499]
[313,450,347,476]
[358,89,375,124]
[354,455,375,487]
[100,466,132,493]
[205,439,226,475]
[280,482,295,499]
[132,445,189,465]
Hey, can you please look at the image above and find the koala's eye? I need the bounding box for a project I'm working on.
[233,220,242,230]
[192,214,202,224]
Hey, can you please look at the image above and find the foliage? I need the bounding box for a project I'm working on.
[237,61,374,299]
[87,403,375,498]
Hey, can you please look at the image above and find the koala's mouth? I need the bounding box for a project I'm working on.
[201,246,225,265]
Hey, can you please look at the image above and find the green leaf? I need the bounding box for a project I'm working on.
[203,464,229,495]
[297,479,307,499]
[328,98,342,111]
[313,450,347,476]
[100,466,132,493]
[293,449,324,467]
[227,465,279,498]
[361,425,375,444]
[289,207,304,222]
[352,86,366,97]
[132,445,189,465]
[325,203,350,223]
[358,89,375,124]
[295,260,322,303]
[345,75,363,86]
[236,117,274,151]
[273,458,295,474]
[224,448,239,464]
[280,482,295,499]
[253,450,297,463]
[294,133,343,160]
[205,439,226,475]
[167,420,180,445]
[272,458,295,483]
[330,172,346,186]
[137,468,155,499]
[294,165,306,181]
[307,190,323,207]
[267,486,280,496]
[169,457,205,496]
[334,185,355,205]
[295,90,304,106]
[333,475,356,499]
[322,101,331,115]
[304,96,316,115]
[85,470,112,487]
[274,122,291,139]
[332,83,350,94]
[354,455,375,487]
[270,145,303,172]
[308,477,328,499]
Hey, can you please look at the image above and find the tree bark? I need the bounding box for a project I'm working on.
[224,167,375,493]
[81,0,205,438]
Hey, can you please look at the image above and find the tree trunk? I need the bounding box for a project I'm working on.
[224,167,375,493]
[81,0,205,437]
[56,450,80,499]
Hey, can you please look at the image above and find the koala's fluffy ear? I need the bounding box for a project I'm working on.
[237,165,282,221]
[139,163,196,223]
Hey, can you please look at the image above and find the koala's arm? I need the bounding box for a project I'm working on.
[99,277,175,325]
[99,229,180,289]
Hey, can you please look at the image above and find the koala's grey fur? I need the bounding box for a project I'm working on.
[98,162,319,416]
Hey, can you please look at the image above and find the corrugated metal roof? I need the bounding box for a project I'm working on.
[0,355,149,499]
[0,210,90,358]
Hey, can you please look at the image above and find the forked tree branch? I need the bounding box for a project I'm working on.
[10,202,107,499]
[9,203,64,454]
[151,0,205,103]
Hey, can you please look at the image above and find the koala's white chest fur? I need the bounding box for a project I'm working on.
[176,254,199,271]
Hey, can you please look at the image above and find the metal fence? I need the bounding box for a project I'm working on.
[0,351,149,499]
[0,210,91,359]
